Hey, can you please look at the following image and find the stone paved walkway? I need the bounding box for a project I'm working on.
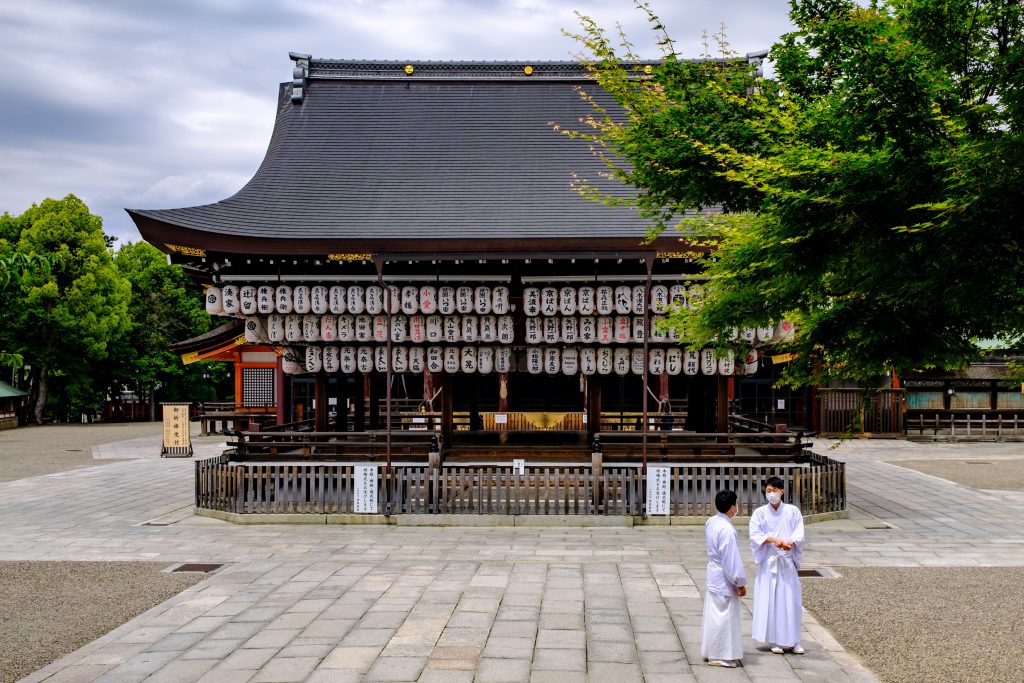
[3,434,1022,682]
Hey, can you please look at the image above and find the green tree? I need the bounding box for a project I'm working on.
[570,0,1024,386]
[0,252,59,368]
[108,241,213,420]
[0,196,131,423]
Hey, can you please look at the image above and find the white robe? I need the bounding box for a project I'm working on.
[749,501,805,647]
[701,512,746,661]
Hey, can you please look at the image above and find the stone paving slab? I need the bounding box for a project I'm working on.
[8,435,1024,681]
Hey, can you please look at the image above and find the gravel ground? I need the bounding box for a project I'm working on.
[802,566,1024,683]
[0,422,163,482]
[0,561,205,683]
[889,457,1024,491]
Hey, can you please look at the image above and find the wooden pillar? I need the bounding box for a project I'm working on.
[275,356,286,425]
[368,372,380,430]
[468,374,480,431]
[337,375,348,432]
[498,373,509,413]
[587,376,603,440]
[716,375,729,433]
[354,375,367,432]
[315,371,328,432]
[441,373,454,447]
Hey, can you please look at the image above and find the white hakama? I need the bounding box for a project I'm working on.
[701,512,746,662]
[749,501,805,648]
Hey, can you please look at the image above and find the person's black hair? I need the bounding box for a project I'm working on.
[715,489,738,513]
[764,475,785,492]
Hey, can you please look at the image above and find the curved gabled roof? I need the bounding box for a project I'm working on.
[128,59,670,255]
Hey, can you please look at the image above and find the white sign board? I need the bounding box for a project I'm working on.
[512,459,526,475]
[646,467,671,516]
[494,413,508,424]
[354,465,379,513]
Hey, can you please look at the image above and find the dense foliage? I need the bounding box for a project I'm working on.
[570,0,1024,386]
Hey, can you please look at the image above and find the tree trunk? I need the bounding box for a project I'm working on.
[31,362,49,425]
[148,385,157,422]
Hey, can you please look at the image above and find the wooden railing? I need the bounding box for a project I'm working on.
[906,410,1024,441]
[198,402,277,436]
[818,389,906,437]
[595,431,809,461]
[196,450,845,518]
[227,430,437,461]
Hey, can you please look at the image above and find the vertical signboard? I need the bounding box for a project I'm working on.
[646,466,670,516]
[160,403,193,457]
[354,465,379,513]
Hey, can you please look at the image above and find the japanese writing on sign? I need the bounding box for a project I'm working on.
[354,465,379,513]
[646,467,670,516]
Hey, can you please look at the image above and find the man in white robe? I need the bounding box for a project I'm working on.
[701,489,746,668]
[749,475,806,654]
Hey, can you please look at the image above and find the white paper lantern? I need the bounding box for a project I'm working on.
[670,284,687,308]
[293,285,310,314]
[306,346,323,373]
[561,317,578,344]
[221,285,239,315]
[613,286,631,314]
[495,347,512,373]
[701,348,717,375]
[688,284,705,309]
[444,347,460,374]
[538,287,556,316]
[357,346,373,374]
[596,285,614,315]
[341,346,357,374]
[267,314,285,342]
[597,316,614,344]
[461,347,477,373]
[478,346,494,374]
[388,285,401,315]
[461,316,478,343]
[278,285,296,314]
[543,347,560,374]
[527,347,543,374]
[578,286,595,315]
[337,315,355,342]
[392,346,408,373]
[580,347,597,375]
[427,346,444,373]
[776,319,796,341]
[649,348,665,375]
[375,346,388,372]
[614,348,630,375]
[329,285,347,314]
[598,347,614,375]
[419,286,437,314]
[559,287,577,315]
[365,285,383,315]
[579,316,596,343]
[523,287,540,316]
[373,315,388,342]
[651,285,669,314]
[632,317,645,342]
[474,286,491,314]
[391,314,408,343]
[282,349,304,375]
[438,286,456,314]
[718,350,735,375]
[497,316,515,344]
[205,286,223,315]
[401,286,419,314]
[741,327,756,342]
[303,314,321,342]
[525,317,541,344]
[744,349,759,375]
[650,316,667,342]
[311,285,329,314]
[426,315,443,343]
[444,315,461,343]
[456,286,473,314]
[479,315,496,343]
[684,349,700,376]
[632,286,646,315]
[347,286,365,314]
[543,317,559,344]
[491,286,510,314]
[240,286,258,315]
[561,347,579,375]
[757,325,774,342]
[323,346,339,373]
[614,316,631,343]
[355,315,372,342]
[630,348,645,375]
[666,348,682,375]
[257,285,275,314]
[409,315,425,344]
[285,315,303,342]
[244,317,267,343]
[409,346,425,374]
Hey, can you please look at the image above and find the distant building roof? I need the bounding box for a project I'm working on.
[0,380,28,399]
[127,57,755,256]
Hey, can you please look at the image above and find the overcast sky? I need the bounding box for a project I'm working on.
[0,0,795,246]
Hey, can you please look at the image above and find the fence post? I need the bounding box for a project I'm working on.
[591,436,602,514]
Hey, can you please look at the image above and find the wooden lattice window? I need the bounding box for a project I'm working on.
[242,367,275,407]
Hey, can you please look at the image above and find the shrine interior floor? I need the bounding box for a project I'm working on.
[2,424,1023,682]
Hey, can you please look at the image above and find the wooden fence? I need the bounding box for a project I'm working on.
[195,451,845,518]
[818,389,905,437]
[906,410,1024,441]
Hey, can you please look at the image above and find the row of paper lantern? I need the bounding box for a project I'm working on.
[204,282,710,318]
[285,345,759,376]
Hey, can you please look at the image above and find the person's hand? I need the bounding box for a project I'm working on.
[780,540,794,551]
[737,586,746,597]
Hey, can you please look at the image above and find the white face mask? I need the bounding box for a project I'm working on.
[766,492,782,505]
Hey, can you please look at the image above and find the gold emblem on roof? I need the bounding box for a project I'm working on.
[404,64,415,75]
[165,243,206,257]
[328,253,374,261]
[523,65,534,75]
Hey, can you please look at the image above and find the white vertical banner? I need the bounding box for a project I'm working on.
[646,467,671,516]
[354,465,379,513]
